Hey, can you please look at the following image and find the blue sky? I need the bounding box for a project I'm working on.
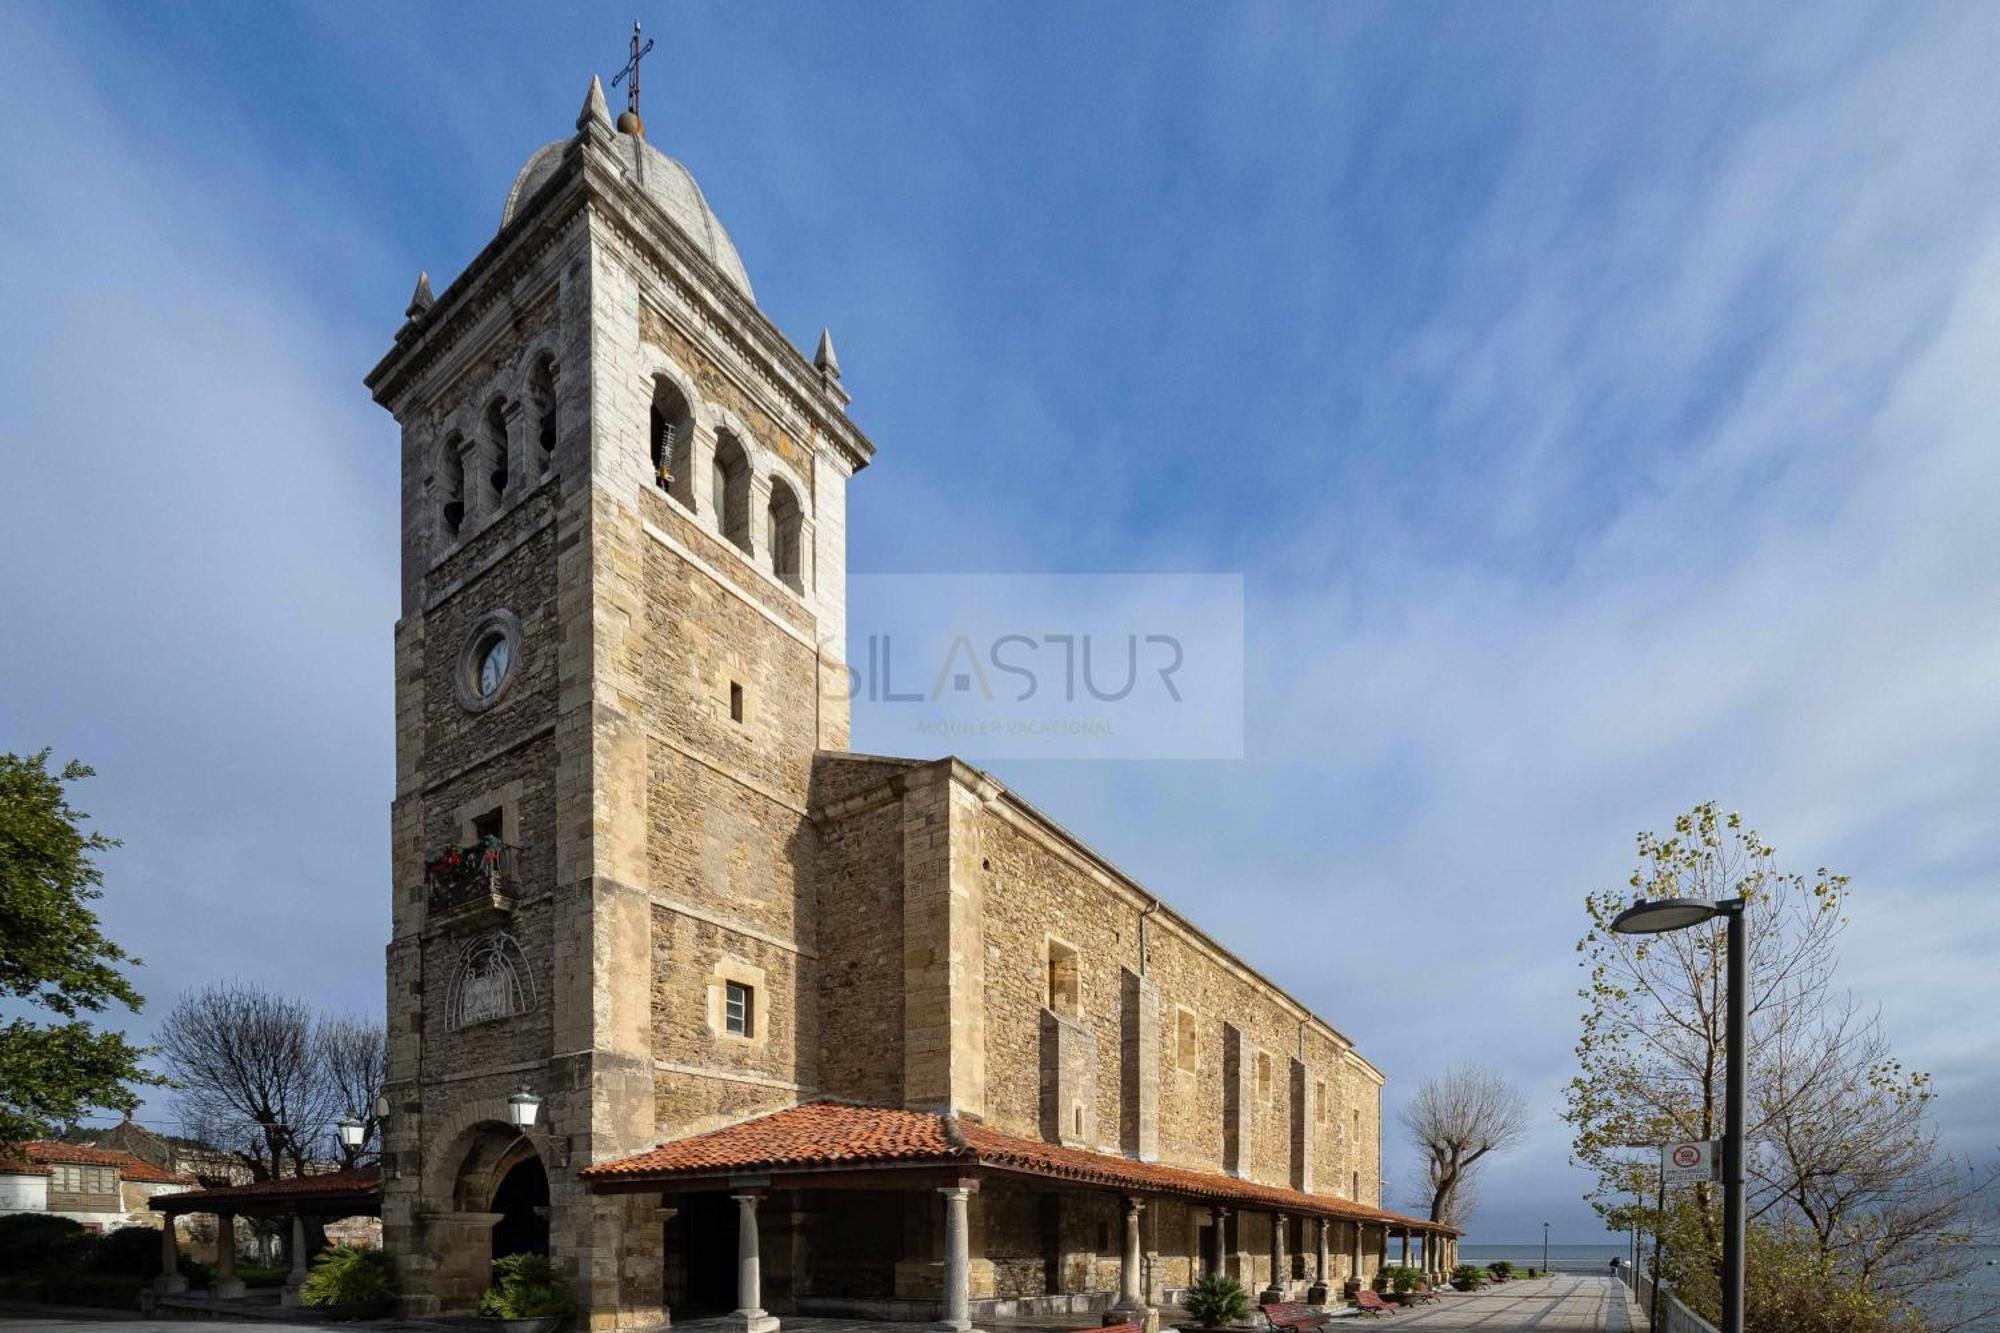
[3,2,1998,1243]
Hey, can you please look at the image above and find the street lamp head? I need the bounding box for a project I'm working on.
[507,1085,543,1130]
[1610,897,1722,935]
[335,1115,366,1151]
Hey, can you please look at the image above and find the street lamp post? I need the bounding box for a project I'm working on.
[1609,896,1746,1333]
[1541,1221,1549,1275]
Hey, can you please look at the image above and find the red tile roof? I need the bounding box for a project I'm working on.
[15,1140,195,1185]
[582,1101,1459,1235]
[150,1167,381,1215]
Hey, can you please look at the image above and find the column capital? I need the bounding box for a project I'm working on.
[1124,1194,1147,1214]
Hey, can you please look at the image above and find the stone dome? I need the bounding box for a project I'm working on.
[501,133,753,299]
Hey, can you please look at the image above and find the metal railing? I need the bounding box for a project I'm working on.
[424,840,521,916]
[1624,1264,1721,1333]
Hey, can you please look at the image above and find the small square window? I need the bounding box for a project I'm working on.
[724,980,753,1037]
[729,682,744,723]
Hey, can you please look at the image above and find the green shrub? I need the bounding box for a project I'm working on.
[1378,1265,1421,1295]
[88,1225,166,1277]
[1487,1260,1514,1278]
[300,1244,397,1307]
[1182,1272,1251,1328]
[237,1263,288,1289]
[0,1213,91,1272]
[479,1253,573,1321]
[1450,1263,1486,1289]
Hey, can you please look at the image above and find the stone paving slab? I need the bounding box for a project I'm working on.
[1370,1274,1634,1331]
[0,1280,1635,1333]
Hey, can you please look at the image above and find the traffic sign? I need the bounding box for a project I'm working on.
[1662,1139,1719,1186]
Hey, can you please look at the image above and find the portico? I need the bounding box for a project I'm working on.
[583,1102,1460,1329]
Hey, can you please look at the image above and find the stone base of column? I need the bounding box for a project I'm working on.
[1107,1305,1158,1333]
[155,1274,188,1296]
[212,1278,246,1300]
[1259,1284,1285,1304]
[279,1288,302,1308]
[1305,1282,1330,1305]
[724,1313,779,1333]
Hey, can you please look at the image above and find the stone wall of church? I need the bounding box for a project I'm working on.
[968,780,1386,1209]
[632,447,826,1140]
[812,766,909,1103]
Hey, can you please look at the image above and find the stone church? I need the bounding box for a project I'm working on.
[358,70,1455,1331]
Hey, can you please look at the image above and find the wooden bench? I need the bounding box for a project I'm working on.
[1352,1288,1398,1315]
[1260,1302,1334,1331]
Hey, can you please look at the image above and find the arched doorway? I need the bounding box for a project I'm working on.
[428,1121,552,1313]
[489,1153,550,1260]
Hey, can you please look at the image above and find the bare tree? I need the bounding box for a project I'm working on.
[1750,996,1997,1328]
[1401,1063,1528,1226]
[157,980,338,1181]
[316,1014,385,1169]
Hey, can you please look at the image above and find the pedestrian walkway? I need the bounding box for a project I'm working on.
[1376,1274,1635,1330]
[0,1278,1636,1333]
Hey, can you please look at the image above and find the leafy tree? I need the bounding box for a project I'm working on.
[0,751,162,1139]
[1566,802,1994,1332]
[1401,1063,1528,1226]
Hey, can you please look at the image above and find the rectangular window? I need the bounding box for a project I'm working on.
[1352,1170,1360,1199]
[472,807,504,843]
[1046,939,1081,1017]
[729,681,745,723]
[1175,1007,1199,1072]
[724,980,753,1037]
[1257,1050,1273,1099]
[1316,1080,1327,1122]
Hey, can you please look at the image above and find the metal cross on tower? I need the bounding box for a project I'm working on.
[610,21,655,135]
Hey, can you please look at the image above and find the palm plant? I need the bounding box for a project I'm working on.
[1184,1272,1251,1328]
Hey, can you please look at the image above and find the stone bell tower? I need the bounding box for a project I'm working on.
[365,71,873,1323]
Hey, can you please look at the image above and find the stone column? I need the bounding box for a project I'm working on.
[731,1194,779,1333]
[1307,1218,1330,1304]
[1260,1213,1287,1302]
[1207,1206,1229,1278]
[157,1218,187,1294]
[279,1214,309,1306]
[935,1185,972,1333]
[213,1212,244,1299]
[1350,1221,1364,1283]
[1111,1196,1152,1326]
[1399,1229,1411,1267]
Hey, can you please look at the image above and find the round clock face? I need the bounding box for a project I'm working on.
[476,636,512,699]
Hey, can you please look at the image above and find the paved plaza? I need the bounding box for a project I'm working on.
[1354,1274,1636,1330]
[0,1278,1638,1333]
